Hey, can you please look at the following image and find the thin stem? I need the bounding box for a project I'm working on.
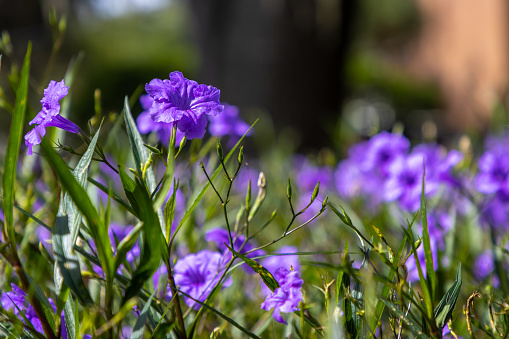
[166,261,187,339]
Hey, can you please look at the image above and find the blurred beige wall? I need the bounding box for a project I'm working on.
[410,0,509,129]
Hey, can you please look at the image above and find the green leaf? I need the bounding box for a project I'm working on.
[119,166,141,217]
[114,222,143,273]
[40,138,114,282]
[421,166,436,301]
[53,128,101,306]
[434,264,462,329]
[381,298,431,339]
[123,96,163,228]
[62,294,77,339]
[129,288,157,339]
[68,126,102,244]
[52,216,94,306]
[2,42,30,251]
[225,244,279,292]
[122,178,164,305]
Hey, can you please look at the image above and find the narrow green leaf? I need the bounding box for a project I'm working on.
[403,226,433,321]
[434,264,462,329]
[40,138,114,282]
[119,166,141,217]
[114,222,143,273]
[225,244,279,292]
[122,178,164,305]
[421,167,436,301]
[123,96,163,227]
[52,216,94,305]
[62,295,77,339]
[129,288,157,339]
[53,128,100,307]
[381,298,431,339]
[2,42,30,251]
[68,126,102,245]
[154,124,176,222]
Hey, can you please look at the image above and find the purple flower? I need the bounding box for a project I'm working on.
[335,142,386,210]
[208,104,251,143]
[143,71,224,140]
[173,250,232,310]
[1,285,53,335]
[479,190,509,232]
[361,131,410,175]
[412,144,463,187]
[384,153,439,212]
[474,250,495,281]
[260,246,300,295]
[261,268,304,324]
[25,80,80,155]
[137,94,186,145]
[475,151,509,195]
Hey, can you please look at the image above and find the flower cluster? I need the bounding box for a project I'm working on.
[25,80,80,155]
[335,132,462,212]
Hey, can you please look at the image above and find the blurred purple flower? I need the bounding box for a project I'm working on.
[143,71,224,140]
[412,144,463,187]
[480,190,509,232]
[475,151,509,195]
[335,142,386,210]
[208,104,251,144]
[474,250,494,281]
[361,132,410,176]
[261,268,303,324]
[174,250,232,310]
[25,80,80,155]
[384,153,439,212]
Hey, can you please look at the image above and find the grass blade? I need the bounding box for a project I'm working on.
[2,42,30,252]
[420,167,436,301]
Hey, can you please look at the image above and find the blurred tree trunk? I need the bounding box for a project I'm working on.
[190,0,357,150]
